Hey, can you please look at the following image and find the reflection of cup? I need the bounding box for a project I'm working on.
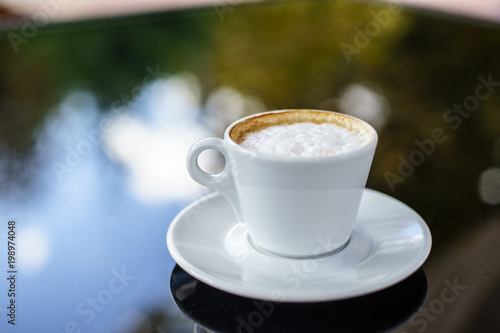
[186,110,377,258]
[170,265,428,333]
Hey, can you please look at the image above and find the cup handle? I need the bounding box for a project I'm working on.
[186,137,243,222]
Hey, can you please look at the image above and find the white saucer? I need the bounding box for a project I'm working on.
[167,189,432,302]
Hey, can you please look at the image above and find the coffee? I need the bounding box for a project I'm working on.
[230,110,371,157]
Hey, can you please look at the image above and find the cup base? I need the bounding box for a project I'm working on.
[247,235,351,260]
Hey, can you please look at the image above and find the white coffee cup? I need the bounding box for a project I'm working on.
[186,110,378,258]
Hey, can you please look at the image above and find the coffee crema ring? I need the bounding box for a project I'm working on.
[229,110,372,145]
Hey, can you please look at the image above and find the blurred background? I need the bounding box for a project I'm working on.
[0,0,500,332]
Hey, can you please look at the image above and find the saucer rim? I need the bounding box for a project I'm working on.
[167,189,432,302]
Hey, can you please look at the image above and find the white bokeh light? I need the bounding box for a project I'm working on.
[479,167,500,205]
[17,226,51,273]
[336,82,389,131]
[103,74,212,203]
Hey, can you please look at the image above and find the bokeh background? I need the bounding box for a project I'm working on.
[0,0,499,332]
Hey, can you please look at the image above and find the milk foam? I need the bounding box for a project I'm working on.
[240,122,368,157]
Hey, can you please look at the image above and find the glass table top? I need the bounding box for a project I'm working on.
[0,0,499,332]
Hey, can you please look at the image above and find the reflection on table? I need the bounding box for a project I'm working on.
[170,265,428,333]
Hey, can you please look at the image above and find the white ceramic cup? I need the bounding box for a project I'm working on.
[186,110,378,258]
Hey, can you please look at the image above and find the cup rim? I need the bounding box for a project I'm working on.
[224,109,378,162]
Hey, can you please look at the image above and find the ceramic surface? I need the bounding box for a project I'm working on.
[186,110,378,257]
[167,189,432,302]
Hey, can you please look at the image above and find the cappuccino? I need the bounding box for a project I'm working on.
[187,109,378,257]
[230,110,371,157]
